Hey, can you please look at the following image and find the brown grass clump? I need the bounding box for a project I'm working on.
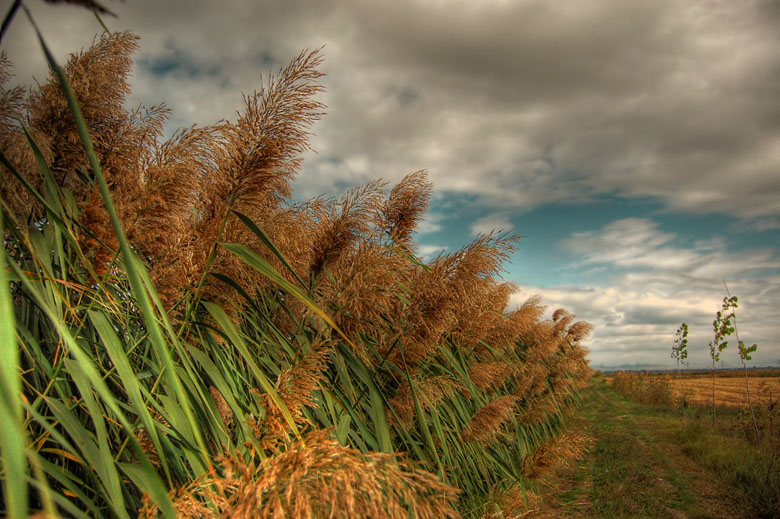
[307,180,385,282]
[518,395,562,427]
[612,371,673,406]
[139,429,461,519]
[481,486,542,519]
[452,282,515,355]
[209,386,234,436]
[567,321,594,343]
[469,361,519,393]
[475,291,535,357]
[380,169,432,245]
[462,395,519,446]
[315,242,404,352]
[389,375,466,428]
[445,235,521,354]
[250,344,330,451]
[512,364,547,399]
[305,170,442,362]
[510,297,546,335]
[521,433,591,482]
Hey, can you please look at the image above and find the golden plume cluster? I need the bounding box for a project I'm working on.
[521,432,591,482]
[138,429,460,519]
[2,32,324,309]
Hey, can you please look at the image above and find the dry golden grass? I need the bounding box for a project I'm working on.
[388,375,466,428]
[469,361,519,393]
[670,376,780,408]
[139,429,461,519]
[521,432,592,482]
[481,487,542,519]
[462,395,519,446]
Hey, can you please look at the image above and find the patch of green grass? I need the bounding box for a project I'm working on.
[677,420,780,518]
[577,380,730,519]
[609,371,780,519]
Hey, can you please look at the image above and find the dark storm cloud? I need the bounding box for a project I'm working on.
[616,304,712,326]
[7,0,780,219]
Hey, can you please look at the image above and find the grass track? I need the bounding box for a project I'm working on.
[533,378,758,519]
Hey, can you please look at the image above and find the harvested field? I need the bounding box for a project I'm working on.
[669,376,780,408]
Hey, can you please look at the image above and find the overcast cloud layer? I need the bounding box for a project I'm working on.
[5,0,780,367]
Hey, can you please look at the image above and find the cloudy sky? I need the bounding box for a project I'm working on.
[5,0,780,367]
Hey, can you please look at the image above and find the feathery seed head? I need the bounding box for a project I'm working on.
[462,395,519,446]
[381,170,432,245]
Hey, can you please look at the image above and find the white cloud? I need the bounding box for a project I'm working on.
[416,244,448,260]
[416,211,446,235]
[470,213,513,236]
[562,218,779,277]
[513,218,780,368]
[562,218,688,269]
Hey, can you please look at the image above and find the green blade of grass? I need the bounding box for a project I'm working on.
[35,457,101,519]
[24,8,210,484]
[45,396,111,503]
[202,301,300,438]
[90,310,172,481]
[186,346,245,442]
[221,242,359,352]
[335,413,352,445]
[26,476,92,519]
[66,358,128,517]
[405,371,442,471]
[232,210,311,293]
[337,343,393,452]
[10,255,176,519]
[0,210,28,519]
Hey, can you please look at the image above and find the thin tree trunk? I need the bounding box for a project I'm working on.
[723,280,760,442]
[741,359,760,443]
[712,356,716,423]
[677,359,685,417]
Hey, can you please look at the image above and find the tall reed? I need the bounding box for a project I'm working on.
[0,17,592,519]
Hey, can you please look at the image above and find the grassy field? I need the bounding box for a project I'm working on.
[533,378,780,519]
[670,376,780,408]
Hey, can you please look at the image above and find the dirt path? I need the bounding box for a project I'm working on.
[530,379,755,519]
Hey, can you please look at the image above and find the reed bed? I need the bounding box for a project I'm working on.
[0,22,592,519]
